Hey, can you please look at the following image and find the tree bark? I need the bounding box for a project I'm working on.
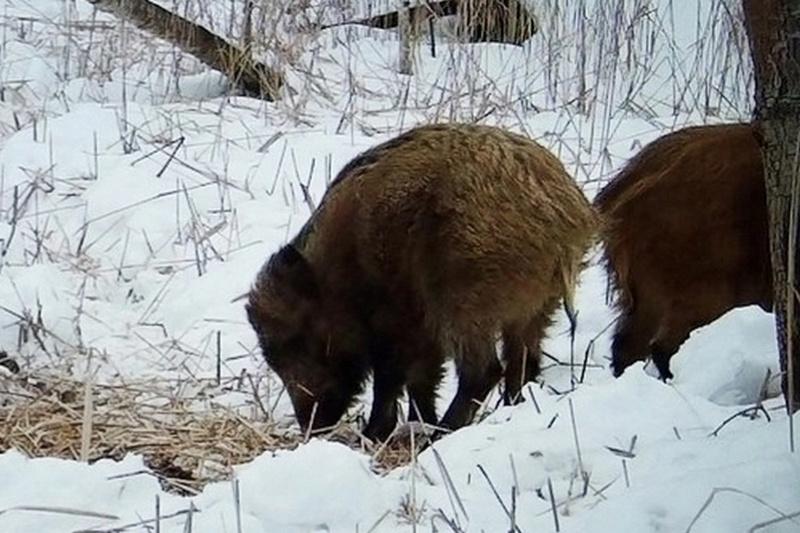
[743,0,800,416]
[88,0,283,101]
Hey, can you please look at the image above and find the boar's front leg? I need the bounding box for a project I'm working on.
[405,338,445,427]
[364,353,405,442]
[438,336,502,432]
[364,331,444,440]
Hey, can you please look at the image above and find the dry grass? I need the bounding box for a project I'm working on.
[0,369,432,494]
[371,433,430,474]
[0,372,300,495]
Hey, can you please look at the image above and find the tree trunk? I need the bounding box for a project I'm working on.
[743,0,800,417]
[88,0,283,100]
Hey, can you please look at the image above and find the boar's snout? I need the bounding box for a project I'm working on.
[286,383,349,434]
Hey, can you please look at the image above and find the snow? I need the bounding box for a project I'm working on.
[0,0,797,532]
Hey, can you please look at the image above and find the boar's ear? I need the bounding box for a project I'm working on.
[244,300,264,333]
[270,244,320,300]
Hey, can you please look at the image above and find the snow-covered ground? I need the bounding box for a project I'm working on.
[0,0,797,531]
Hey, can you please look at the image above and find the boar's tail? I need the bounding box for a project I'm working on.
[560,259,580,332]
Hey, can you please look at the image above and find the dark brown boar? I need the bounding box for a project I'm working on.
[246,123,597,441]
[595,122,772,380]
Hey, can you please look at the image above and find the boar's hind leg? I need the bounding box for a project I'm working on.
[502,302,557,405]
[610,307,657,378]
[501,331,529,405]
[649,320,691,381]
[438,337,502,433]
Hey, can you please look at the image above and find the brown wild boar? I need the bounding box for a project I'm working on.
[246,123,597,441]
[595,123,771,380]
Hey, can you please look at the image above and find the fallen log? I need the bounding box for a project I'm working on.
[319,0,537,46]
[88,0,283,100]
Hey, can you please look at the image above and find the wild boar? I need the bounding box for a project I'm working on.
[247,123,597,440]
[594,123,771,380]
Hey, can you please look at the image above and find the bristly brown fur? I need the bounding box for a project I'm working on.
[594,122,772,380]
[247,123,597,441]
